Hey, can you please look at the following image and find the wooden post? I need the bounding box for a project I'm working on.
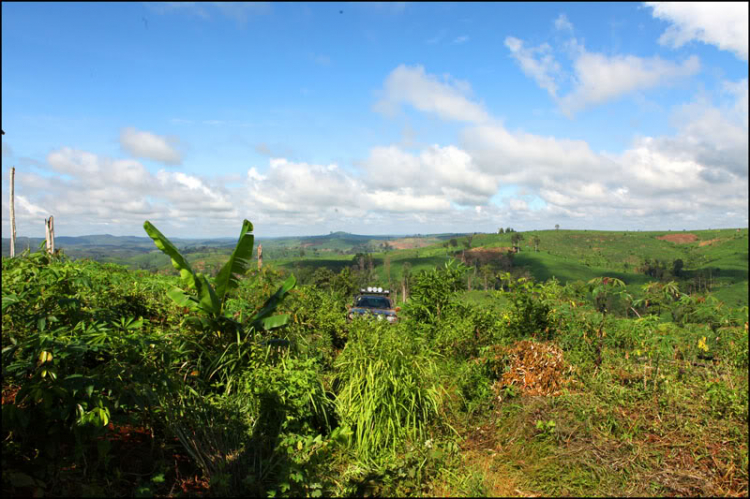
[45,218,50,253]
[10,167,16,258]
[45,216,55,255]
[257,244,263,270]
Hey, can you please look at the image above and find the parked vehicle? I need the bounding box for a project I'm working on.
[347,287,400,323]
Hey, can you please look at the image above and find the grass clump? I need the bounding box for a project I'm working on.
[333,320,445,461]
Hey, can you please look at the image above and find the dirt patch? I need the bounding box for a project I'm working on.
[494,341,574,397]
[463,247,515,266]
[657,233,698,244]
[389,238,436,250]
[699,238,721,247]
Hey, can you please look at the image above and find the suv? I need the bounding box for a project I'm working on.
[347,287,400,323]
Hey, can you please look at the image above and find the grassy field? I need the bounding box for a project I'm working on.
[268,228,748,307]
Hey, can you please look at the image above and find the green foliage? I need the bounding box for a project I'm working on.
[333,321,445,461]
[407,259,467,324]
[144,220,295,334]
[500,275,554,340]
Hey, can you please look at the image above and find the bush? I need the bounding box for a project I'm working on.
[333,320,444,461]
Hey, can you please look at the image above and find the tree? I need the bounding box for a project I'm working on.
[480,264,494,290]
[511,232,524,250]
[498,227,504,234]
[555,224,560,231]
[449,238,458,248]
[401,262,412,303]
[531,235,541,252]
[672,258,684,278]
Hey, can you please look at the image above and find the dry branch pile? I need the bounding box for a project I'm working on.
[495,340,574,397]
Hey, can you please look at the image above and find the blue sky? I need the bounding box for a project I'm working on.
[2,2,748,237]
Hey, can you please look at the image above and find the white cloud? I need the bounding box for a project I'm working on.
[119,127,183,165]
[554,14,573,32]
[646,2,748,61]
[559,53,700,116]
[453,35,470,44]
[373,64,491,123]
[506,24,701,116]
[361,145,499,205]
[505,37,561,98]
[457,82,747,227]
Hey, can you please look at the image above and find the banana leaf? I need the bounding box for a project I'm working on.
[143,221,197,290]
[251,274,296,329]
[214,219,254,305]
[194,273,221,316]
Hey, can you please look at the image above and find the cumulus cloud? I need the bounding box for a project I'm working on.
[506,15,701,116]
[119,127,183,165]
[646,2,748,61]
[559,53,700,116]
[1,147,240,237]
[457,77,747,228]
[373,64,491,123]
[361,145,498,205]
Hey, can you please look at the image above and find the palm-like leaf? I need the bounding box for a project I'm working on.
[143,221,197,290]
[250,274,296,330]
[214,219,254,306]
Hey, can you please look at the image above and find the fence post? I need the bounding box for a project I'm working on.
[10,167,16,258]
[45,216,55,255]
[257,244,263,270]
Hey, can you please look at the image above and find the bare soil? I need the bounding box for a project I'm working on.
[699,238,721,247]
[389,238,436,250]
[657,233,698,244]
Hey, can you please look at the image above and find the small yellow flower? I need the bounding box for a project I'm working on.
[698,336,709,352]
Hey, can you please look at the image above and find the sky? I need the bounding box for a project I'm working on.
[1,2,748,238]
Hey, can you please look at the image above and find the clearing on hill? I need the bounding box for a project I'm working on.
[657,233,698,244]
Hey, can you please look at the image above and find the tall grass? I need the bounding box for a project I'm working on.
[333,321,444,461]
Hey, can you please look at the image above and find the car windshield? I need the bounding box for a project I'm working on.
[356,296,391,309]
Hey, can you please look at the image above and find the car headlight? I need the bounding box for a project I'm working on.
[377,314,384,321]
[348,313,354,320]
[386,315,397,323]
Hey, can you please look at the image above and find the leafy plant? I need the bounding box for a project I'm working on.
[333,321,445,461]
[143,219,295,334]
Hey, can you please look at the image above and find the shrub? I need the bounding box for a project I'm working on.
[333,321,444,461]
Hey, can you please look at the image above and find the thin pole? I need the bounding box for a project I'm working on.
[49,215,55,254]
[10,167,16,258]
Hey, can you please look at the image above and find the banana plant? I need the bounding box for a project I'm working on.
[143,219,295,333]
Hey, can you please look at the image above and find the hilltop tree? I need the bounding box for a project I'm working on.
[449,238,458,248]
[555,224,560,231]
[498,227,504,234]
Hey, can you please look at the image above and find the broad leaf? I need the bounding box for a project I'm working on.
[214,219,254,304]
[194,273,221,316]
[251,274,296,325]
[143,221,197,290]
[256,314,290,331]
[166,287,199,310]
